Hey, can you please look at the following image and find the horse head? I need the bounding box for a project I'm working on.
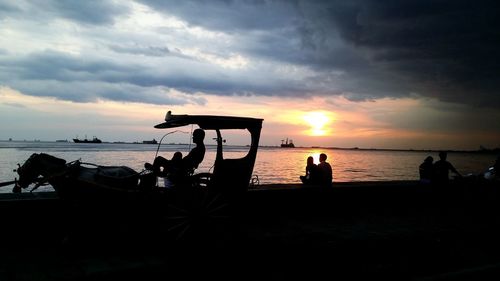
[15,153,67,191]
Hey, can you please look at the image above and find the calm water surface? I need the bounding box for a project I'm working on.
[0,141,497,193]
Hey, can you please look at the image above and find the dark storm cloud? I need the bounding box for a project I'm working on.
[138,0,500,107]
[137,0,319,66]
[0,50,310,103]
[299,0,500,106]
[1,51,133,82]
[0,51,202,105]
[8,79,206,106]
[322,0,500,106]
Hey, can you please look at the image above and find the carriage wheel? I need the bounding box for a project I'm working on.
[164,186,233,242]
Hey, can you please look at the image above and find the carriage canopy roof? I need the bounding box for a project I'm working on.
[154,111,263,130]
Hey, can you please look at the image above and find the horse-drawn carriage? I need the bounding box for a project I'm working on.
[13,112,263,241]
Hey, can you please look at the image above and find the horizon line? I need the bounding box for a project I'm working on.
[1,139,499,154]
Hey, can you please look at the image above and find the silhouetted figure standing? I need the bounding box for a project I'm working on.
[419,156,434,184]
[433,151,461,185]
[317,153,333,187]
[300,156,319,185]
[149,129,206,183]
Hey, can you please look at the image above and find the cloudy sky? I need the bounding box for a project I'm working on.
[1,0,499,150]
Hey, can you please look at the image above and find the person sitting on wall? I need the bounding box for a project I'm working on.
[317,153,333,187]
[300,156,319,185]
[433,151,461,185]
[419,156,434,184]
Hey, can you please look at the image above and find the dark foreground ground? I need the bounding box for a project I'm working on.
[1,180,500,280]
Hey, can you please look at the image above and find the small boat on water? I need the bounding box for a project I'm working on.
[280,138,295,148]
[73,136,102,143]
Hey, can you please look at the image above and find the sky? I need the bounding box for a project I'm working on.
[1,0,499,150]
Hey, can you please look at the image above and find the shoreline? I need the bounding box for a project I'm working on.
[0,180,419,199]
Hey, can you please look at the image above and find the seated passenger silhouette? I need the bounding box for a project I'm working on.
[300,156,319,185]
[147,128,206,184]
[317,153,333,187]
[162,151,183,187]
[419,156,434,184]
[433,151,461,184]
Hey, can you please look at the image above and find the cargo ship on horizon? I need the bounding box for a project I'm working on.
[73,136,102,143]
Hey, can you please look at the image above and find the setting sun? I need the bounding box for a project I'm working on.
[303,111,331,136]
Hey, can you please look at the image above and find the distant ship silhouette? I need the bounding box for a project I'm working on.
[281,138,295,148]
[142,139,158,144]
[73,136,102,143]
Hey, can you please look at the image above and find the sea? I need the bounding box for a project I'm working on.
[0,141,497,193]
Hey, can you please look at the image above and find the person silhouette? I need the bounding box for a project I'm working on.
[159,151,182,187]
[433,151,461,184]
[148,128,206,183]
[317,153,333,187]
[419,156,434,184]
[300,156,319,185]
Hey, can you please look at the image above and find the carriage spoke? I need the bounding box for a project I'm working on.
[206,193,223,209]
[208,215,231,219]
[207,203,229,215]
[176,224,191,240]
[167,204,189,214]
[168,220,190,232]
[166,215,189,220]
